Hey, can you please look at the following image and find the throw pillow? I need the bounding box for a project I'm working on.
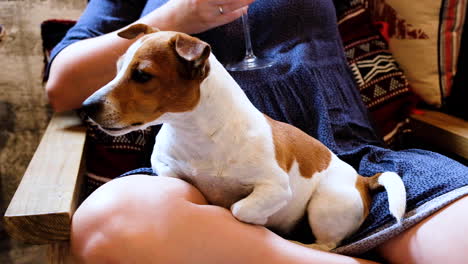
[337,5,417,144]
[367,0,468,107]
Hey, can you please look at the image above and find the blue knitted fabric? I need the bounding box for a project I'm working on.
[50,0,468,252]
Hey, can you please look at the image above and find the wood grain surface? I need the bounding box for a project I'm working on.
[410,110,468,160]
[4,112,86,244]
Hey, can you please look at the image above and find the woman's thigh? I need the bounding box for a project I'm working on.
[71,175,210,263]
[377,195,468,264]
[71,175,379,264]
[72,175,289,264]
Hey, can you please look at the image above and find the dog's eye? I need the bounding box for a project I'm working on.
[131,69,153,83]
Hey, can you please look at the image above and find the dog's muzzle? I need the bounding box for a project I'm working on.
[81,96,104,122]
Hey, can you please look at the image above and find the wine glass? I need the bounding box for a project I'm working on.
[226,9,275,71]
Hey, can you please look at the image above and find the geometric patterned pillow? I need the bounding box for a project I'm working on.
[337,5,418,143]
[80,116,159,197]
[82,117,158,178]
[346,39,409,110]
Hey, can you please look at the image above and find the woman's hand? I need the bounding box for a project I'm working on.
[142,0,255,34]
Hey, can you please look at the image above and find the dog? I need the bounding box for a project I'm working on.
[81,23,406,251]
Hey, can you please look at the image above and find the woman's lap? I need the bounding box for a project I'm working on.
[360,148,467,234]
[72,175,379,264]
[116,148,468,251]
[73,173,468,263]
[376,195,468,264]
[332,147,468,255]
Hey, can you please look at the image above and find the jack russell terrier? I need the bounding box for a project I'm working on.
[82,23,406,251]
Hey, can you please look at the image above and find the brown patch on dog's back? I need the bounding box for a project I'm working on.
[264,115,331,178]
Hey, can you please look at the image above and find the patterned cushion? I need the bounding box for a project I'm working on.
[82,116,159,178]
[81,116,160,197]
[367,0,468,107]
[336,4,417,143]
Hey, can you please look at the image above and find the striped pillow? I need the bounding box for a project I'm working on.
[367,0,467,107]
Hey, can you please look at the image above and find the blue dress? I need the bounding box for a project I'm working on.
[50,0,468,255]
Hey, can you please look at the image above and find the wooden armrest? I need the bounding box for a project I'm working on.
[4,111,87,244]
[409,110,468,160]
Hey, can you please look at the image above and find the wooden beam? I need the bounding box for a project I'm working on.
[410,110,468,160]
[48,242,76,264]
[4,111,86,244]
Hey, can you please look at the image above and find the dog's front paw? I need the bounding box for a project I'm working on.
[231,200,269,225]
[154,162,179,179]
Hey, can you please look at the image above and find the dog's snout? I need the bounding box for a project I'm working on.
[82,97,104,120]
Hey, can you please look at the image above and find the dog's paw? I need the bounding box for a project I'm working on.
[154,163,179,178]
[231,201,269,225]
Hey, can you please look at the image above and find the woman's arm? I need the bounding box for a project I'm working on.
[46,0,253,112]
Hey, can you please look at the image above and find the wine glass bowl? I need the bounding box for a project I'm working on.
[226,9,275,71]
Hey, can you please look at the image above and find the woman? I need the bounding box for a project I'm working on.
[46,0,468,263]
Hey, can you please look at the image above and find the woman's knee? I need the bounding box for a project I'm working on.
[70,175,207,263]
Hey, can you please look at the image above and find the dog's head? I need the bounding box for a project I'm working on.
[81,23,211,135]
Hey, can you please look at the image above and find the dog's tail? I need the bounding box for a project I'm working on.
[366,172,406,222]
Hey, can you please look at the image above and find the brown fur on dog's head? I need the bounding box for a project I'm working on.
[82,24,211,135]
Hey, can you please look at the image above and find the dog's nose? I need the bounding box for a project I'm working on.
[81,97,104,120]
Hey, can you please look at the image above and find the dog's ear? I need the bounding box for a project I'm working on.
[117,23,159,39]
[174,34,211,79]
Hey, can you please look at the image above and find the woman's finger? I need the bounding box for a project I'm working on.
[217,6,248,25]
[217,0,255,15]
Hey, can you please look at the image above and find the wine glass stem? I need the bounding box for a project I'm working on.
[241,12,256,59]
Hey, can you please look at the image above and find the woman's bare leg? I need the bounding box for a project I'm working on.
[71,175,378,264]
[377,195,468,264]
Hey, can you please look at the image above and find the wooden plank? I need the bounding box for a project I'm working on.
[4,111,86,244]
[410,110,468,160]
[48,242,75,264]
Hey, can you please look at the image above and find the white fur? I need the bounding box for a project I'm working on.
[378,172,406,221]
[149,54,404,246]
[104,38,406,249]
[152,56,292,224]
[306,154,366,250]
